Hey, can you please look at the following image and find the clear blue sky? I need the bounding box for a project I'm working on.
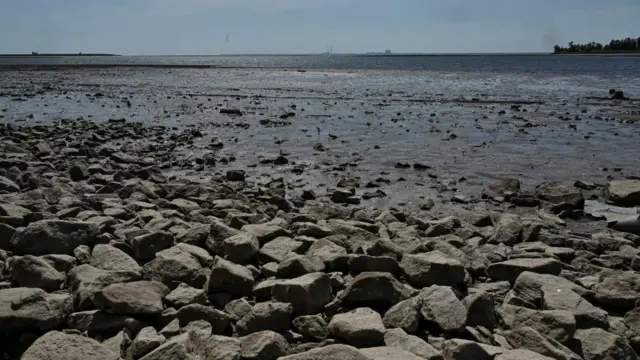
[1,0,639,54]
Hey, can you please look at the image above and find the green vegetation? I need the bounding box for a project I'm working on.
[553,37,640,54]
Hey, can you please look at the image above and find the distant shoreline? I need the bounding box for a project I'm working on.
[0,53,119,57]
[553,52,640,57]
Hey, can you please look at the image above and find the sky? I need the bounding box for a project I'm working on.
[1,0,639,55]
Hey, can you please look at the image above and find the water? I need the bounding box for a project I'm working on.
[2,54,640,76]
[1,55,640,208]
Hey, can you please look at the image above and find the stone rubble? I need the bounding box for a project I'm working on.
[0,120,638,360]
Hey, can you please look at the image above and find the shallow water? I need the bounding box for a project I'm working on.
[1,66,640,208]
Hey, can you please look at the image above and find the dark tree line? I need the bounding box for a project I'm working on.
[554,37,640,53]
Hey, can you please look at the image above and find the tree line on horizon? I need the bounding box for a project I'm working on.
[554,37,640,53]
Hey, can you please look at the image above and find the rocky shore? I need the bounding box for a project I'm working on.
[1,116,640,360]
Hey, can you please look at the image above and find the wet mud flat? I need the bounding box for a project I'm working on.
[2,67,640,359]
[1,67,639,210]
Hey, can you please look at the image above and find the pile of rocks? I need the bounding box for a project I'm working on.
[1,120,640,360]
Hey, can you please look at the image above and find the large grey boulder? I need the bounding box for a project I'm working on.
[9,255,65,291]
[360,347,426,360]
[67,264,141,311]
[142,246,207,289]
[503,326,581,360]
[21,331,119,360]
[606,180,640,207]
[278,345,370,360]
[400,251,465,287]
[486,258,562,283]
[572,328,638,360]
[341,272,417,308]
[222,232,260,264]
[272,272,332,315]
[594,271,640,312]
[384,328,443,360]
[94,281,169,315]
[0,288,72,332]
[292,315,329,340]
[239,331,289,360]
[11,220,99,255]
[208,256,255,297]
[131,231,175,262]
[236,301,293,335]
[420,286,466,332]
[91,244,141,273]
[328,307,385,347]
[383,297,422,334]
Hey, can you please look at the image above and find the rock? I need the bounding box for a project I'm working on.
[11,220,99,255]
[127,326,166,360]
[495,349,555,360]
[169,198,200,213]
[500,305,576,344]
[198,335,241,360]
[0,175,20,193]
[165,283,207,309]
[488,214,523,246]
[400,251,465,288]
[419,286,466,332]
[142,246,207,289]
[9,255,65,291]
[240,331,288,360]
[541,285,608,329]
[534,181,585,208]
[94,281,169,315]
[384,328,443,360]
[293,315,329,340]
[67,264,141,311]
[442,339,494,360]
[572,328,637,360]
[278,344,370,360]
[176,304,232,333]
[242,223,290,245]
[222,232,259,264]
[486,258,563,283]
[237,301,293,335]
[272,272,332,315]
[328,308,385,348]
[66,310,143,335]
[138,340,190,360]
[226,170,246,181]
[259,237,303,263]
[306,238,348,269]
[594,271,640,312]
[606,180,640,207]
[224,299,253,321]
[291,222,333,238]
[277,254,326,279]
[463,290,497,329]
[341,272,417,308]
[383,297,421,334]
[503,326,581,360]
[360,346,426,360]
[131,231,175,262]
[513,272,593,307]
[208,256,255,297]
[91,244,141,273]
[21,331,119,360]
[0,288,72,332]
[176,225,210,246]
